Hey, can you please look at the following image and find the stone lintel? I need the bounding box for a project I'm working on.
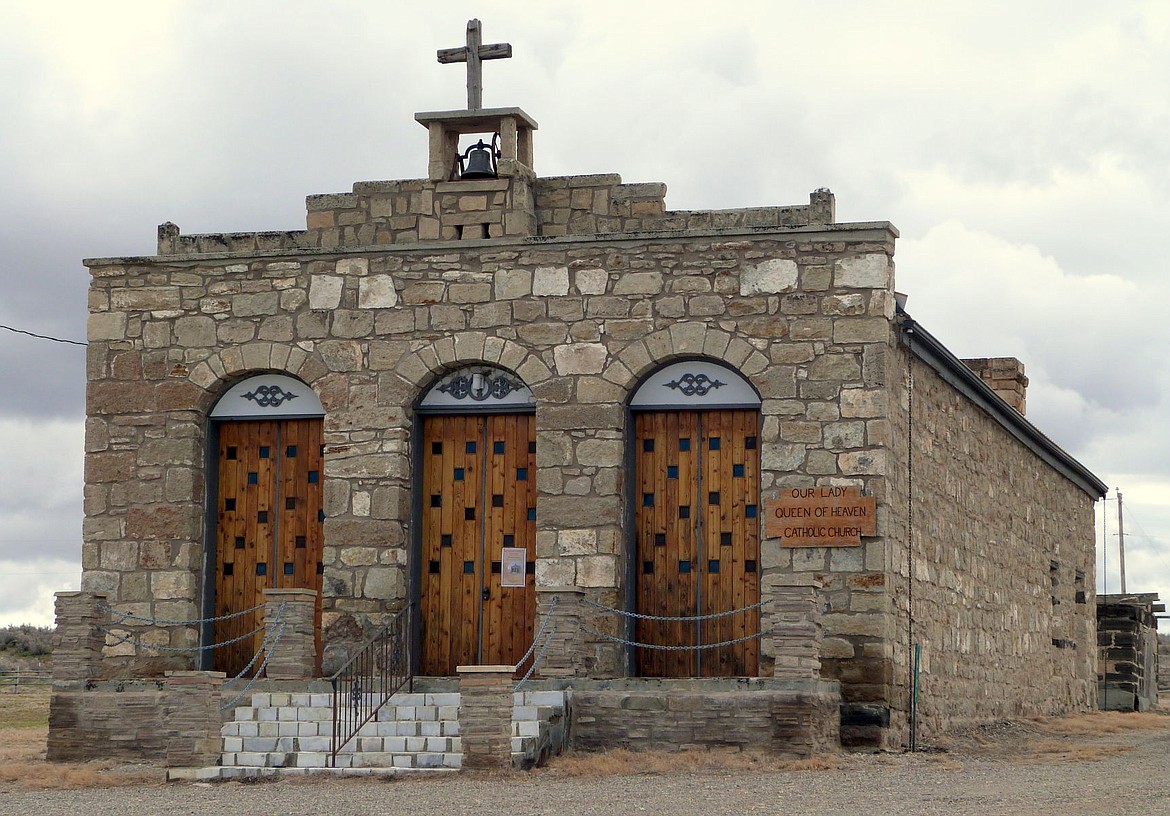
[456,664,514,674]
[83,222,901,267]
[436,179,511,194]
[415,107,539,132]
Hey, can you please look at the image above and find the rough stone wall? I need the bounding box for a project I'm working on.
[48,684,167,761]
[85,207,899,682]
[570,682,840,757]
[155,176,837,255]
[1098,600,1159,711]
[886,346,1096,745]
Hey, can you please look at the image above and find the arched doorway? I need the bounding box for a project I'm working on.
[206,374,325,675]
[415,365,537,675]
[630,360,762,677]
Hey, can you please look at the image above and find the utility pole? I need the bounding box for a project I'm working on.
[1117,489,1127,594]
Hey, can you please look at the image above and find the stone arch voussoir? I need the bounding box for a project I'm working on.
[187,342,328,415]
[605,324,740,390]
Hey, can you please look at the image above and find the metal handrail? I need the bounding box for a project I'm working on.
[328,603,413,767]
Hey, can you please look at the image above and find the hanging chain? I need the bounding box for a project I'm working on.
[581,622,775,651]
[581,596,765,622]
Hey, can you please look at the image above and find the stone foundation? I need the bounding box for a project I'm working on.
[569,678,840,757]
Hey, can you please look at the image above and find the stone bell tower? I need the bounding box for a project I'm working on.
[414,18,539,239]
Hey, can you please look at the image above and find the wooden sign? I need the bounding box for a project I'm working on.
[765,486,876,547]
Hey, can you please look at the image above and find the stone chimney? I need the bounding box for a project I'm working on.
[962,357,1028,415]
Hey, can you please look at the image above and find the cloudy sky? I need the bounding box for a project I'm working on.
[2,0,1168,626]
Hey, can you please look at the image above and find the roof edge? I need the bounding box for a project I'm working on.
[899,309,1107,500]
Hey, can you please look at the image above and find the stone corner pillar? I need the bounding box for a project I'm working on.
[52,591,110,681]
[163,670,227,768]
[457,665,514,769]
[534,587,585,679]
[262,588,318,680]
[769,574,826,680]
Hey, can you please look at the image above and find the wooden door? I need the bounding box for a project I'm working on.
[213,419,324,676]
[635,410,760,677]
[420,414,536,675]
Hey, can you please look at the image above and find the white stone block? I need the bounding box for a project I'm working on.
[416,752,446,768]
[429,693,460,707]
[290,693,312,706]
[512,705,538,721]
[257,707,278,722]
[741,258,798,295]
[516,720,541,737]
[526,691,566,707]
[236,751,267,767]
[406,736,427,752]
[443,752,463,769]
[835,253,890,288]
[416,706,438,721]
[295,752,328,768]
[299,736,332,752]
[574,267,608,295]
[384,736,407,752]
[392,692,426,706]
[310,693,332,708]
[309,275,343,310]
[438,705,460,721]
[420,721,441,736]
[277,706,297,721]
[258,721,280,737]
[425,737,448,752]
[443,720,460,737]
[222,737,243,753]
[393,755,413,768]
[268,693,290,707]
[359,275,399,309]
[221,723,241,737]
[533,266,570,296]
[553,342,607,375]
[237,722,260,737]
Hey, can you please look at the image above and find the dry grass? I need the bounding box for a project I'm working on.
[929,710,1170,765]
[1028,710,1170,736]
[0,686,50,729]
[0,687,163,789]
[537,747,846,778]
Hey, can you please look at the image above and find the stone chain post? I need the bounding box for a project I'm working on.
[52,591,110,681]
[534,587,584,679]
[163,671,226,768]
[262,588,318,680]
[770,575,826,679]
[457,665,514,769]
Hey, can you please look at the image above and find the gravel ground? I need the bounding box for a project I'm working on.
[4,723,1170,816]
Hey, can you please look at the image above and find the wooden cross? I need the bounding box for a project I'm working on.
[437,19,512,110]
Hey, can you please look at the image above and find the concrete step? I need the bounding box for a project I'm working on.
[214,687,568,774]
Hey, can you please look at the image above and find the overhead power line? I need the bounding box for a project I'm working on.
[0,323,87,346]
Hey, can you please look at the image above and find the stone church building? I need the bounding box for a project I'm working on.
[78,28,1105,752]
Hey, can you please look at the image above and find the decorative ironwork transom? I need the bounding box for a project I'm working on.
[210,374,324,419]
[665,372,726,397]
[420,366,534,410]
[631,360,759,410]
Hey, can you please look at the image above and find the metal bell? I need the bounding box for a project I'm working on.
[458,138,498,179]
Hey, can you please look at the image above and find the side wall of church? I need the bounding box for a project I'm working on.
[84,220,903,691]
[884,345,1097,743]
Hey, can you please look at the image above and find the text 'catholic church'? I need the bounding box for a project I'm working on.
[67,21,1106,763]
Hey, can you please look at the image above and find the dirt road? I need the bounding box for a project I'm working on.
[4,714,1170,816]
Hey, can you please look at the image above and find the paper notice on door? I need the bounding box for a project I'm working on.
[500,547,527,587]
